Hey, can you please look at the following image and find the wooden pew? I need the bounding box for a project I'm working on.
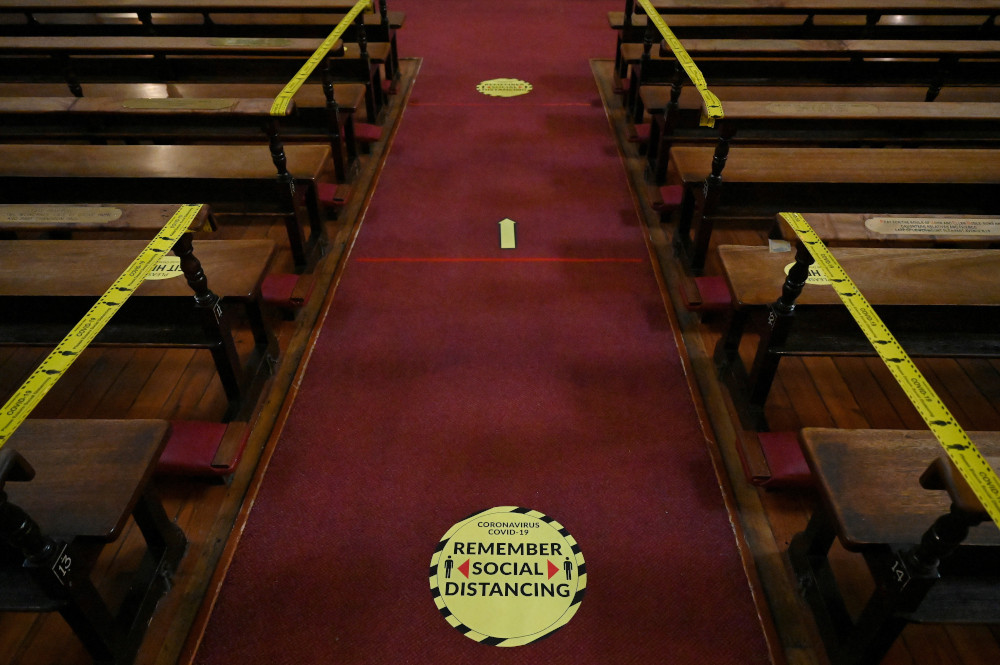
[0,420,186,664]
[0,33,393,120]
[0,90,367,183]
[0,143,333,272]
[0,0,404,91]
[665,146,1000,273]
[643,98,1000,185]
[0,238,278,422]
[790,428,999,665]
[165,83,377,173]
[611,0,999,78]
[0,0,404,40]
[620,37,1000,120]
[0,80,378,178]
[712,244,1000,430]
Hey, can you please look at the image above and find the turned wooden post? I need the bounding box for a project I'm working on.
[744,242,815,424]
[172,232,217,310]
[653,63,686,184]
[322,62,348,181]
[686,120,737,273]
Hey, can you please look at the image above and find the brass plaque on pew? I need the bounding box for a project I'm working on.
[0,204,122,225]
[866,217,1000,236]
[208,37,292,47]
[764,101,880,115]
[122,98,239,110]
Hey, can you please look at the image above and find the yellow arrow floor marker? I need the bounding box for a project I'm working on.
[499,218,517,249]
[0,203,204,448]
[779,212,1000,528]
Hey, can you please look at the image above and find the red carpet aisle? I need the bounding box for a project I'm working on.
[194,1,772,663]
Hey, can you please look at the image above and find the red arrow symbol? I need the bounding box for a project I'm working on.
[458,559,470,578]
[547,560,559,580]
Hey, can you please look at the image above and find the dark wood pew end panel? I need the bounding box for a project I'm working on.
[0,420,186,665]
[789,428,1000,665]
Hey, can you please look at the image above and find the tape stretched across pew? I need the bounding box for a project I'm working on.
[0,204,205,448]
[635,0,723,127]
[270,0,372,116]
[779,212,1000,529]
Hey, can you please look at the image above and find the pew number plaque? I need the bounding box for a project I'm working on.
[430,507,586,646]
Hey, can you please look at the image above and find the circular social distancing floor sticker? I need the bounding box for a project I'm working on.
[476,78,533,97]
[429,506,586,646]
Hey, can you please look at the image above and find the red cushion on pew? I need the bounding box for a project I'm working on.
[755,431,813,488]
[317,182,351,208]
[653,184,684,212]
[157,421,251,477]
[262,272,314,309]
[630,123,650,143]
[682,276,732,311]
[354,122,383,144]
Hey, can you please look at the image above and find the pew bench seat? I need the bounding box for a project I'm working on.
[641,96,1000,184]
[666,146,1000,272]
[789,427,1000,665]
[0,419,186,664]
[713,245,1000,430]
[0,143,333,271]
[0,238,278,422]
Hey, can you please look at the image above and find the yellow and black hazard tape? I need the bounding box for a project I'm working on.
[779,212,1000,528]
[636,0,723,127]
[0,203,204,448]
[270,0,371,116]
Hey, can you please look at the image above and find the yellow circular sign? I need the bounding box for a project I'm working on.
[784,261,830,286]
[430,507,585,646]
[476,78,533,98]
[146,256,183,281]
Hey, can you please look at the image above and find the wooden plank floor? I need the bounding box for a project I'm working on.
[0,58,420,665]
[592,58,1000,665]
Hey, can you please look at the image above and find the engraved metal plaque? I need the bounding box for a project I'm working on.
[209,37,292,47]
[0,205,123,225]
[865,217,1000,236]
[122,98,238,110]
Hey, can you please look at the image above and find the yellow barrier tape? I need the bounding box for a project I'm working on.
[780,212,1000,528]
[270,0,371,116]
[636,0,723,127]
[0,203,204,449]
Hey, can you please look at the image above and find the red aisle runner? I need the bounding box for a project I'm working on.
[194,2,771,663]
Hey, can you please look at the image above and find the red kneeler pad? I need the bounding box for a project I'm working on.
[755,431,813,488]
[157,421,251,477]
[262,272,315,310]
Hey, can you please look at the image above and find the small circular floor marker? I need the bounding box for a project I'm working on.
[476,78,533,97]
[429,506,586,646]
